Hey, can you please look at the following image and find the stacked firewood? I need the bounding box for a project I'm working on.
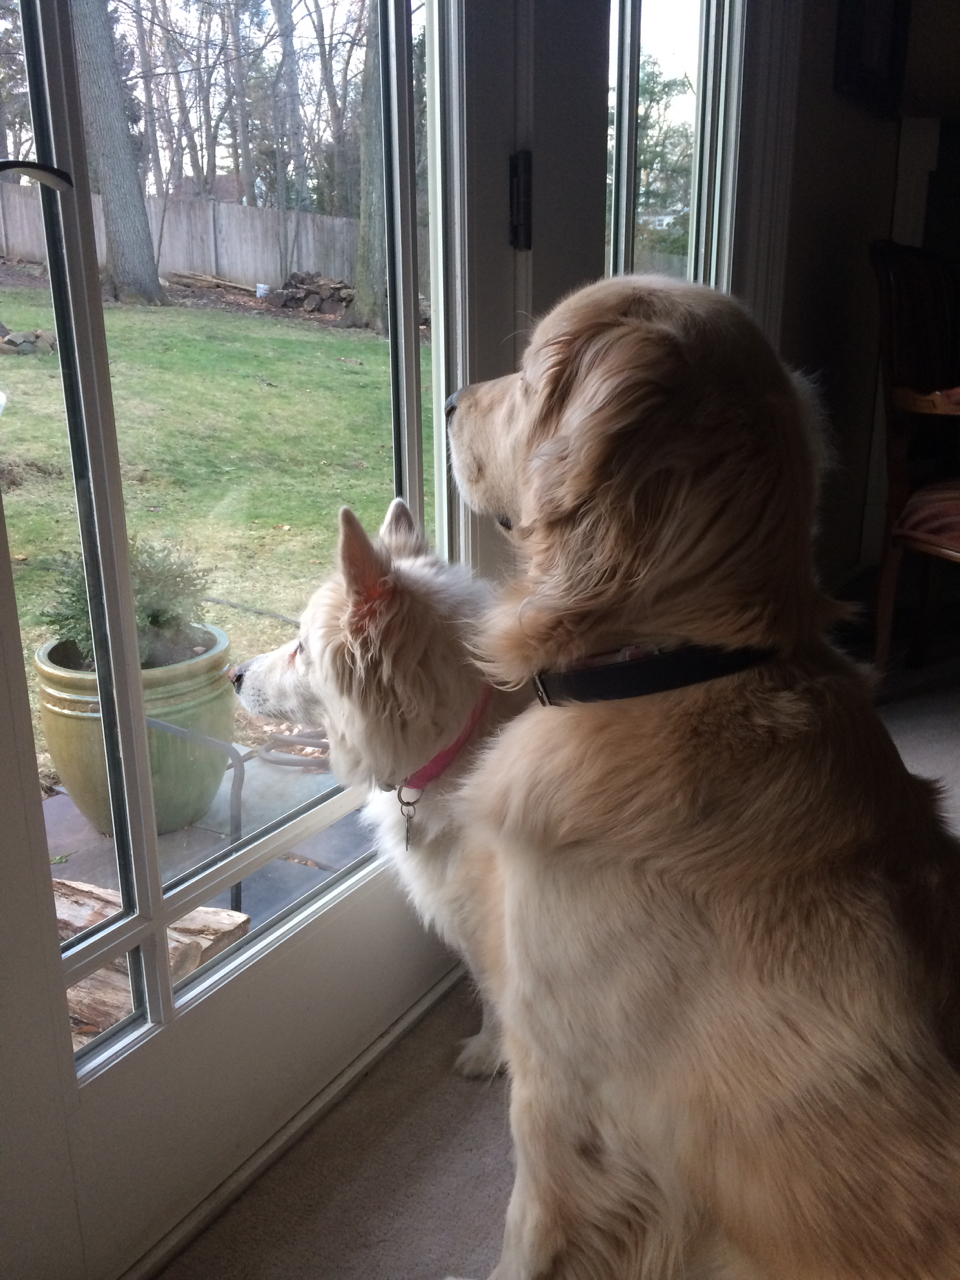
[267,272,356,316]
[56,879,249,1050]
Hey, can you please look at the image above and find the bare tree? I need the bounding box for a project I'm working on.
[130,0,163,195]
[72,0,163,303]
[306,0,366,216]
[156,0,205,196]
[226,0,256,203]
[271,0,306,206]
[0,1,30,180]
[351,11,385,331]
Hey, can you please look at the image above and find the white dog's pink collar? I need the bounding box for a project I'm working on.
[402,684,494,792]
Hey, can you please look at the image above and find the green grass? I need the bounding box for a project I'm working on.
[0,287,434,766]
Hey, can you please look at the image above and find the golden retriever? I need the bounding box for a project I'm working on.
[231,499,525,1075]
[446,275,960,1278]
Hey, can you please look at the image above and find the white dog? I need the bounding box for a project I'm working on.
[231,498,525,1076]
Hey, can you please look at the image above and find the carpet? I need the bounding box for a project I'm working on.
[156,979,510,1280]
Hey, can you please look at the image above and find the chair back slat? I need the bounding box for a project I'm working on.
[869,240,960,394]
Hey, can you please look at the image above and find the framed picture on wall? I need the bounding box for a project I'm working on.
[834,0,912,118]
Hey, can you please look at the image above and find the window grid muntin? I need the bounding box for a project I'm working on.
[61,782,368,988]
[381,0,426,531]
[689,0,746,289]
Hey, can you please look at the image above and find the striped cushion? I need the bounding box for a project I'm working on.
[895,480,960,552]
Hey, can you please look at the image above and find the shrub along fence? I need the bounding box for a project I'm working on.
[0,182,365,290]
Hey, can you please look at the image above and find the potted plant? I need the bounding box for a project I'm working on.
[34,538,235,836]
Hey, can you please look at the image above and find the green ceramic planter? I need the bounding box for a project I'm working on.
[35,625,235,836]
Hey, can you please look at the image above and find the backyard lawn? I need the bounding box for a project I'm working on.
[0,282,434,777]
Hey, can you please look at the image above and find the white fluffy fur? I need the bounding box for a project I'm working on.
[233,498,526,1075]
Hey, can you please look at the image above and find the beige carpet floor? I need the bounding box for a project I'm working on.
[156,671,960,1280]
[156,980,512,1280]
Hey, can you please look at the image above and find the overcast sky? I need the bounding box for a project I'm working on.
[612,0,701,124]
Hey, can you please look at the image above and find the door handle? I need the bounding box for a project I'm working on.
[0,160,73,191]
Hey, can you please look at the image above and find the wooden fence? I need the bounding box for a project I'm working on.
[0,182,364,289]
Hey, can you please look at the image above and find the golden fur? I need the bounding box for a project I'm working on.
[447,275,960,1279]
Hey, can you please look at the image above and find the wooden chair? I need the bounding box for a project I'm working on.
[869,240,960,668]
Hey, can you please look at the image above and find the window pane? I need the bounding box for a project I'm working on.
[9,0,431,981]
[34,0,428,914]
[0,14,128,940]
[66,948,144,1054]
[634,0,698,276]
[608,0,700,277]
[169,807,373,992]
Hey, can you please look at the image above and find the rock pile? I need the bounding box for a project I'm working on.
[0,322,57,355]
[266,272,355,317]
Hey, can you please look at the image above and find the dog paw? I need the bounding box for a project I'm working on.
[454,1031,503,1078]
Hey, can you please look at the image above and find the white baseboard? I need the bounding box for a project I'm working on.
[120,964,465,1280]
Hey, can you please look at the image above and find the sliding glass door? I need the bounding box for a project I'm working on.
[3,2,451,1275]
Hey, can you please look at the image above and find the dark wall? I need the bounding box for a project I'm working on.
[777,0,900,588]
[925,122,960,272]
[904,0,960,118]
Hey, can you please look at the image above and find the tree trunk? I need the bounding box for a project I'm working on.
[272,74,290,282]
[352,11,386,332]
[227,0,256,205]
[192,5,224,193]
[131,0,164,198]
[71,0,163,304]
[308,0,362,216]
[157,0,205,197]
[0,88,11,180]
[271,0,307,209]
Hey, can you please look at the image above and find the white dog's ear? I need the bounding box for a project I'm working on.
[339,507,392,603]
[378,496,427,556]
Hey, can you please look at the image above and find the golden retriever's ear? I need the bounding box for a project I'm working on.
[378,496,427,557]
[338,507,393,614]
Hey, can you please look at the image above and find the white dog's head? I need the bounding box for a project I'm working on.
[232,499,492,790]
[447,275,837,682]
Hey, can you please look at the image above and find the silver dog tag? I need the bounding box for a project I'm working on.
[398,786,419,852]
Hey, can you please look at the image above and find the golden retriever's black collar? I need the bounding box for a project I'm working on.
[532,644,775,705]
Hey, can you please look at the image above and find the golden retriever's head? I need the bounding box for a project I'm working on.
[448,275,837,683]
